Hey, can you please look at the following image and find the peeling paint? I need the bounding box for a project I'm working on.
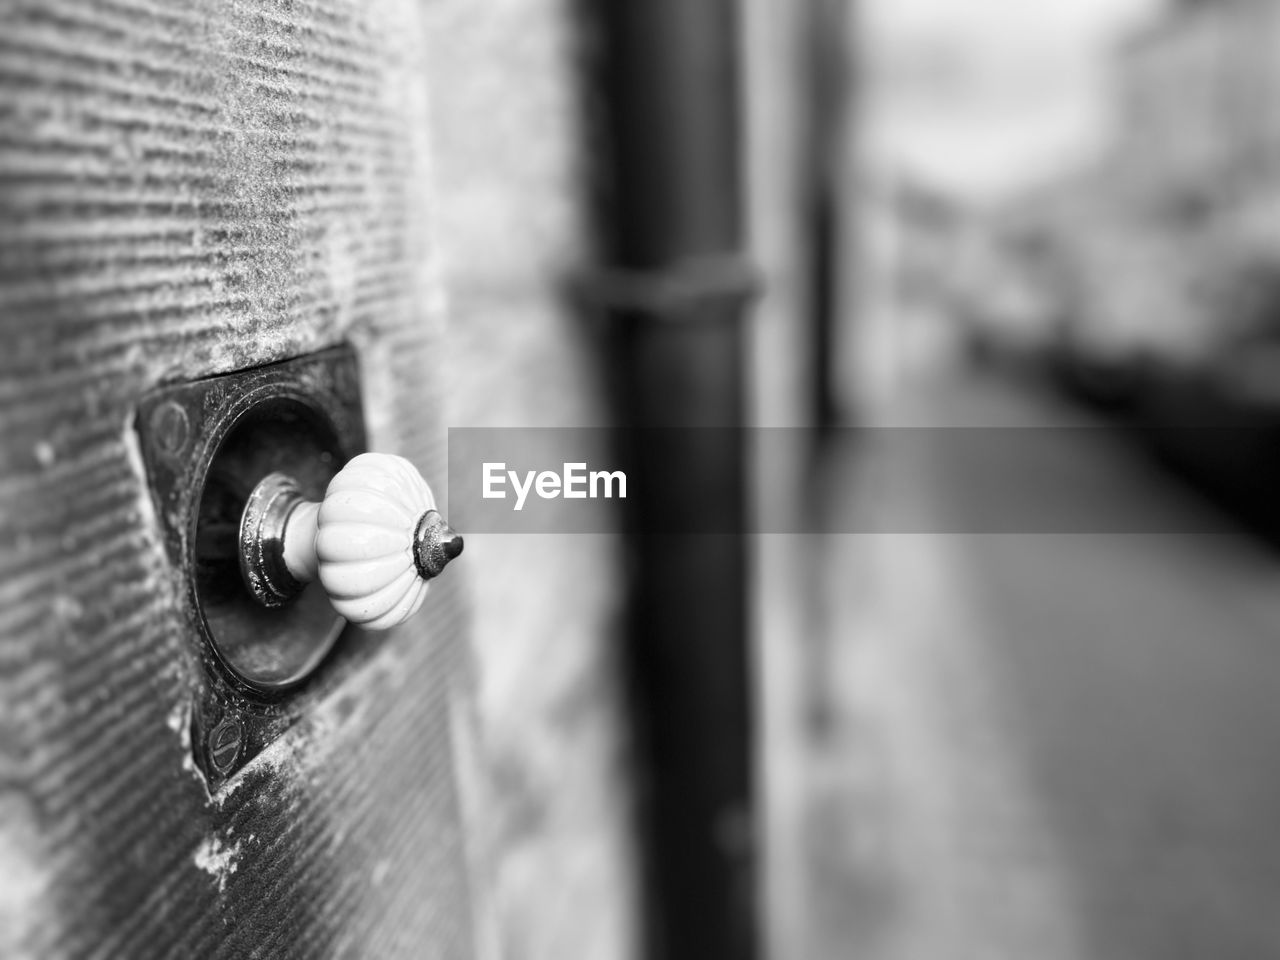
[167,697,207,793]
[165,699,188,737]
[0,795,52,960]
[211,730,301,806]
[193,835,241,894]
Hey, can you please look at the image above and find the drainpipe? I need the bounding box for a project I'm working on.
[584,2,757,959]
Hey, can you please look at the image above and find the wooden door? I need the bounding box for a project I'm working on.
[0,2,476,957]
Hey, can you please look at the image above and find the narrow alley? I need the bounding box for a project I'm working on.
[780,363,1280,960]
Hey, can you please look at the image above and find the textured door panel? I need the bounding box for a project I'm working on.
[0,2,474,957]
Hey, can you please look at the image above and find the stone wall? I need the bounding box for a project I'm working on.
[419,2,639,959]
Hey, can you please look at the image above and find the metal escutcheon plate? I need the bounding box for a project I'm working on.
[135,345,368,785]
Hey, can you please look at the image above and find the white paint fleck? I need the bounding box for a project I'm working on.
[193,835,240,893]
[0,796,53,960]
[212,726,302,806]
[165,699,188,736]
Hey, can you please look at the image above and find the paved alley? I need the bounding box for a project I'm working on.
[774,365,1280,959]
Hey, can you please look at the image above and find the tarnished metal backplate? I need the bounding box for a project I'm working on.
[136,345,373,786]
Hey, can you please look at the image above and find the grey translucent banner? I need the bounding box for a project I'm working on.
[446,427,1271,534]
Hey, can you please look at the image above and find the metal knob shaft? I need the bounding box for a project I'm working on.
[239,453,462,630]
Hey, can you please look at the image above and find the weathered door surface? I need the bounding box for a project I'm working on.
[1,2,475,956]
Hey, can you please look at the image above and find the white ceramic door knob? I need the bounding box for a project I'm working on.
[239,453,463,630]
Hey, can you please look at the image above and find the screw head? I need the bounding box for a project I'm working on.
[150,401,190,459]
[208,718,243,775]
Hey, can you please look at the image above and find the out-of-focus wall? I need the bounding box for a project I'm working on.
[419,3,638,959]
[1117,0,1280,208]
[1024,0,1280,370]
[742,1,861,957]
[746,0,812,434]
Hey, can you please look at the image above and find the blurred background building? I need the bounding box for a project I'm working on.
[771,1,1280,958]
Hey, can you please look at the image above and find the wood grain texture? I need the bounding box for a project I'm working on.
[0,1,474,957]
